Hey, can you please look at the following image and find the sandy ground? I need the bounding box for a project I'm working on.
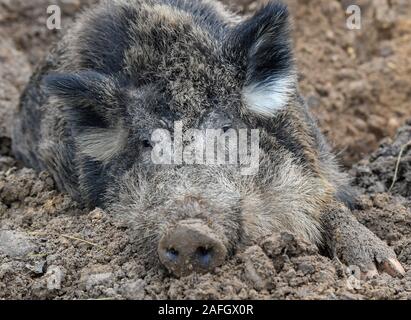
[0,0,410,299]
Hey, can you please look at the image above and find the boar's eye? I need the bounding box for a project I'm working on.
[222,125,232,133]
[142,139,153,149]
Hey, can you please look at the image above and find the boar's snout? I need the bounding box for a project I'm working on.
[158,220,227,277]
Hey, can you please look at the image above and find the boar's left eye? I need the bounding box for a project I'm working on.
[142,139,153,149]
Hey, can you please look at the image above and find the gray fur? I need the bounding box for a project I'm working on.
[12,0,400,272]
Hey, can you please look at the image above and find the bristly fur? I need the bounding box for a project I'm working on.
[13,0,354,264]
[242,74,296,116]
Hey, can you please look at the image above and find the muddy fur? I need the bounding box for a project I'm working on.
[11,0,399,270]
[321,203,396,271]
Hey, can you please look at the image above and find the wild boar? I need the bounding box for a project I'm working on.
[12,0,405,277]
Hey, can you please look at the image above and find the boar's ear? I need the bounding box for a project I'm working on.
[44,71,128,164]
[43,71,125,132]
[224,2,296,117]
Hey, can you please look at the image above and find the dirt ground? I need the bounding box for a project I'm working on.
[0,0,410,300]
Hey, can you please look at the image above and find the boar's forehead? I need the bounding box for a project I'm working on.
[123,49,242,127]
[123,14,242,118]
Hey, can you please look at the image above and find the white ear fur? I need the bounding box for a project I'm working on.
[77,127,128,163]
[242,74,296,117]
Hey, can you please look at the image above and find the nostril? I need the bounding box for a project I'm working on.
[195,246,213,267]
[165,248,179,262]
[158,222,227,276]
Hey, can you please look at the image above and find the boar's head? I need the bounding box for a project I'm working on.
[44,1,347,276]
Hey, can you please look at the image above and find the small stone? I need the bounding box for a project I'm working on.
[298,262,315,275]
[46,265,65,291]
[347,47,356,59]
[0,230,37,258]
[90,208,105,220]
[85,273,114,290]
[120,279,146,299]
[26,261,46,275]
[325,30,334,40]
[80,265,114,290]
[0,262,13,279]
[242,246,276,291]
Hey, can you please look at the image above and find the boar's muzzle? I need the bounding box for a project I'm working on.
[158,219,227,277]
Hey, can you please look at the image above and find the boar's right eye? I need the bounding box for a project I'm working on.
[222,125,232,133]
